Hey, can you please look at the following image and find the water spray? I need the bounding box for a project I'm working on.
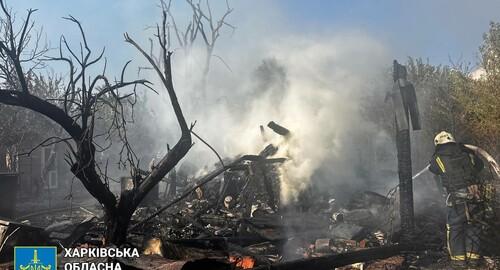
[412,164,430,180]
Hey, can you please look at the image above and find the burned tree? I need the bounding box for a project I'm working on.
[0,1,191,245]
[158,0,234,101]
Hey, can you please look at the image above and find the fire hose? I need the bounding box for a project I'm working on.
[386,145,499,200]
[411,145,500,182]
[464,144,500,180]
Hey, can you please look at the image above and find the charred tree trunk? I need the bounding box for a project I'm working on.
[104,189,147,245]
[105,210,134,246]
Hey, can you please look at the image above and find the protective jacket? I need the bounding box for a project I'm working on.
[429,142,483,193]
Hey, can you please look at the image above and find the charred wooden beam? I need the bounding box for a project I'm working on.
[252,245,410,270]
[396,129,414,242]
[256,144,280,211]
[389,60,421,244]
[260,125,267,143]
[267,121,290,137]
[117,255,230,270]
[259,144,279,158]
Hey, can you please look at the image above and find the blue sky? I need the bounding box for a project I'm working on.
[9,0,500,72]
[282,1,500,65]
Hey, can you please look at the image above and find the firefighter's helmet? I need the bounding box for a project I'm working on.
[434,131,455,146]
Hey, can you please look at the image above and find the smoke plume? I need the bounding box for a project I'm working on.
[139,30,396,204]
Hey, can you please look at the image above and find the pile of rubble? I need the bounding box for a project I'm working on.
[0,182,423,270]
[1,173,498,269]
[1,122,498,269]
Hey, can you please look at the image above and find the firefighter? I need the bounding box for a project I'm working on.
[428,131,484,268]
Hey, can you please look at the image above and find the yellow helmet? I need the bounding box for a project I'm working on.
[434,131,455,146]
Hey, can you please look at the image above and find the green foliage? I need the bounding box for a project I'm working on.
[471,22,500,153]
[405,22,500,159]
[480,22,500,79]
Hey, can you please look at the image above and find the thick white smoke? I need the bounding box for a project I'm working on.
[140,31,394,204]
[228,36,391,203]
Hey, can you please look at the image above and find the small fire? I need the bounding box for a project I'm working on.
[229,255,255,269]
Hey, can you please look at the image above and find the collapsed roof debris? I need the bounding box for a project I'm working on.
[3,120,497,270]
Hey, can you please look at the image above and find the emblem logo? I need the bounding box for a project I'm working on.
[14,246,57,270]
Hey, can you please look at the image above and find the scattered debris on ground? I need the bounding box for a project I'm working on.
[0,122,498,270]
